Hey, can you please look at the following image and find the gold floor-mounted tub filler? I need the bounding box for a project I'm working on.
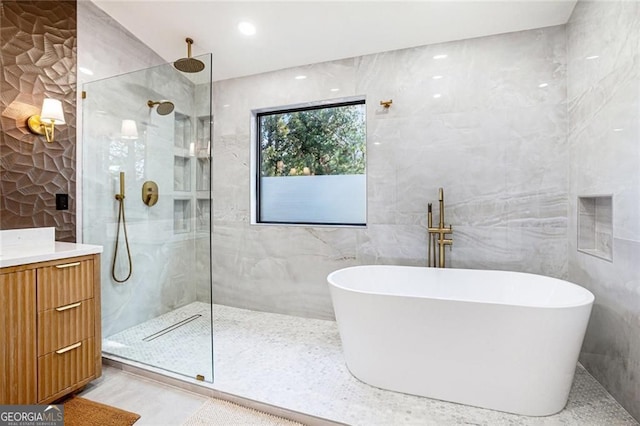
[427,187,453,268]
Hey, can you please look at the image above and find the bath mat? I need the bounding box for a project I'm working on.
[182,398,304,426]
[62,396,140,426]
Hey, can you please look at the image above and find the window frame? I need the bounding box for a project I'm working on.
[255,99,367,227]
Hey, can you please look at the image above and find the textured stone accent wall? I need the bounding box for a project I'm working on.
[0,0,77,241]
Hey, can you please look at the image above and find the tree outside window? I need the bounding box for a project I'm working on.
[256,100,366,225]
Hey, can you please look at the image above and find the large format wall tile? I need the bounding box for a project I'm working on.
[567,1,640,420]
[212,25,569,319]
[0,0,77,241]
[212,221,359,318]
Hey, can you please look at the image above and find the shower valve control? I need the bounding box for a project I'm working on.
[142,181,159,207]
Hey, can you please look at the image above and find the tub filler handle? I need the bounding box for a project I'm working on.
[427,187,453,268]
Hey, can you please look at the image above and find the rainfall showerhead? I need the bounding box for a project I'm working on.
[174,37,205,73]
[147,100,175,116]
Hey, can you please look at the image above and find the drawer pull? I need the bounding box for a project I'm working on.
[55,262,81,269]
[55,301,81,312]
[56,342,82,354]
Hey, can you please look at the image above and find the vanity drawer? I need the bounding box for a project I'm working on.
[37,260,93,312]
[37,299,94,355]
[37,337,95,402]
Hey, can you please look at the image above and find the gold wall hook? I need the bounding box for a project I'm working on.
[380,99,393,108]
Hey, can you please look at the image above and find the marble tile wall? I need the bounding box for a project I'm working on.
[211,25,568,319]
[567,1,640,420]
[77,2,211,337]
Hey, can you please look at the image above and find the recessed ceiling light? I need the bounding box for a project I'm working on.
[223,104,230,108]
[238,22,256,36]
[433,54,448,60]
[432,75,443,80]
[373,142,382,145]
[433,93,442,99]
[78,66,94,76]
[613,128,624,132]
[295,75,307,80]
[538,83,549,88]
[585,55,599,60]
[330,88,340,92]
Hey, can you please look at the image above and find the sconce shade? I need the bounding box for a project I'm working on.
[121,119,138,140]
[27,98,66,142]
[40,99,65,124]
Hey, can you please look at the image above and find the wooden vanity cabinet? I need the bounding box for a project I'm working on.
[0,269,37,404]
[0,254,101,404]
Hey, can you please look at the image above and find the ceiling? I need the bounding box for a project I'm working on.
[92,1,577,81]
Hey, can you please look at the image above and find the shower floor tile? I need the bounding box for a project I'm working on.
[104,302,638,425]
[104,302,213,381]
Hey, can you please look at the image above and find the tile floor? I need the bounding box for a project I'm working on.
[104,302,213,380]
[101,302,639,425]
[78,366,208,425]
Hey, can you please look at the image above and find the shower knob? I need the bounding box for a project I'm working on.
[142,181,159,207]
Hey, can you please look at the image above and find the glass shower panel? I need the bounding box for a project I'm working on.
[82,55,213,382]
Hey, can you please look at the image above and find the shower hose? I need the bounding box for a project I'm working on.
[111,194,133,283]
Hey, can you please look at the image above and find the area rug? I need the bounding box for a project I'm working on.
[62,396,140,426]
[182,398,304,426]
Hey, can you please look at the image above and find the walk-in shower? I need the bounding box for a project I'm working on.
[81,54,213,381]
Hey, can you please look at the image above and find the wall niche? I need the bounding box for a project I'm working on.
[577,196,613,261]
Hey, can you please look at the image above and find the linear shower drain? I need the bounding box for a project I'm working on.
[142,314,202,342]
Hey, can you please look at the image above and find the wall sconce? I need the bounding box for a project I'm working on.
[121,119,138,140]
[27,98,66,142]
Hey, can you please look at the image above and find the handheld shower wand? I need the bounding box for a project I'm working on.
[112,171,133,283]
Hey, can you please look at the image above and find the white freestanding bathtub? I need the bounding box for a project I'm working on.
[327,265,594,416]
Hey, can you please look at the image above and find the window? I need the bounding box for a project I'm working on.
[256,99,366,226]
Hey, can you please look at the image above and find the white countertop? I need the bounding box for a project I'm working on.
[0,228,103,269]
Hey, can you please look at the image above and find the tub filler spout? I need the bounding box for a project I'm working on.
[427,187,453,267]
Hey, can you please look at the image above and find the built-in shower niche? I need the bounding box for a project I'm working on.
[173,112,194,235]
[174,112,191,150]
[174,156,191,191]
[578,196,613,261]
[196,158,210,191]
[174,199,191,233]
[195,115,211,192]
[196,199,210,232]
[196,116,210,153]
